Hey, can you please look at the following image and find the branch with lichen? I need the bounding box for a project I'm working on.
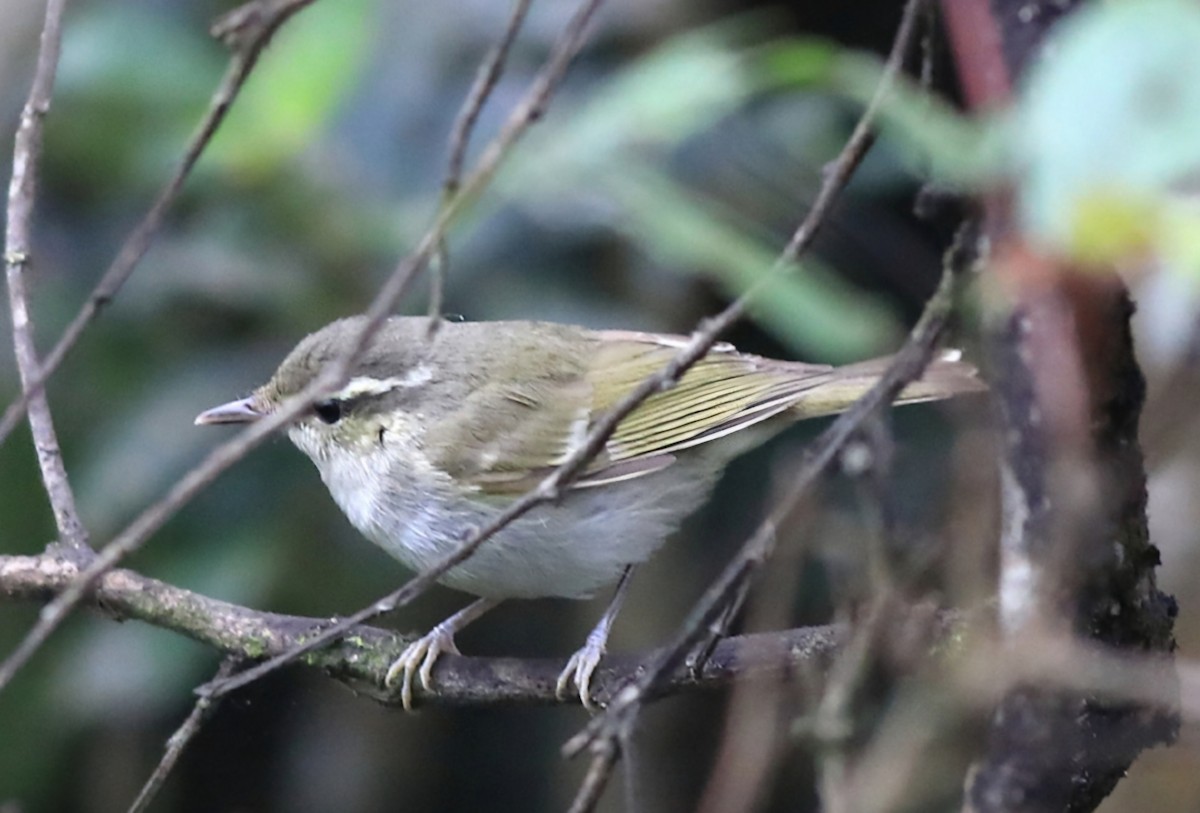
[0,550,862,707]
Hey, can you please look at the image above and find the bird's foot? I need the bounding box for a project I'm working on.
[385,623,461,711]
[383,597,500,710]
[557,567,635,710]
[555,623,609,711]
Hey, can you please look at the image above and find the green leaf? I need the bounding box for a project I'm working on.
[1014,0,1200,267]
[208,0,377,176]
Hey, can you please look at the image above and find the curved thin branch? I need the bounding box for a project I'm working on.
[128,657,239,813]
[429,0,535,328]
[0,0,611,704]
[198,0,614,700]
[202,0,904,702]
[4,0,88,553]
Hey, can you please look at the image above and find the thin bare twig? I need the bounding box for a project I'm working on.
[444,0,534,197]
[4,0,88,553]
[549,3,930,807]
[427,240,448,333]
[348,0,606,353]
[0,0,317,449]
[567,737,623,813]
[0,387,312,693]
[812,597,895,813]
[919,0,937,92]
[0,0,320,696]
[127,658,240,813]
[695,480,815,813]
[427,0,534,332]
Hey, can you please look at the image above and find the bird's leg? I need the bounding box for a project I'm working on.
[687,577,748,679]
[557,565,635,710]
[386,597,501,710]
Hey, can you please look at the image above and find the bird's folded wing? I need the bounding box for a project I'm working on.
[428,332,837,494]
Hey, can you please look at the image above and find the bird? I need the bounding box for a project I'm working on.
[195,315,984,709]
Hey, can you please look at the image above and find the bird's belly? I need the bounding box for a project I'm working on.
[338,463,719,600]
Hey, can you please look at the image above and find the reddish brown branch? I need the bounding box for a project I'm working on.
[940,2,1178,811]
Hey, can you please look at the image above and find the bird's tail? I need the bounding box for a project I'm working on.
[786,349,986,420]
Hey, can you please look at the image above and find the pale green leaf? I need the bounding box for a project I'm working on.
[1015,0,1200,263]
[208,0,377,176]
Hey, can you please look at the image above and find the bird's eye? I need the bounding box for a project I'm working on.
[313,400,343,425]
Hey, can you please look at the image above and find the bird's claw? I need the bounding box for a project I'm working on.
[385,625,461,711]
[555,627,608,711]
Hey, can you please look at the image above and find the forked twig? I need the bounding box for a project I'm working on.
[444,0,534,197]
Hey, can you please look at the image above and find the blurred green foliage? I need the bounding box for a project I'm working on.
[777,0,1200,279]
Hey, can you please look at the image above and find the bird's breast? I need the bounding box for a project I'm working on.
[308,442,726,601]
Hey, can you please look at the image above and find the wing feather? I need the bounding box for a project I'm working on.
[591,337,833,466]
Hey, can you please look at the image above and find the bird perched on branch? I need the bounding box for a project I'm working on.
[196,316,983,709]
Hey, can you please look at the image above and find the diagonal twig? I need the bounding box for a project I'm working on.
[0,0,317,451]
[197,0,610,701]
[554,13,949,796]
[428,0,535,331]
[443,0,534,198]
[127,657,241,813]
[201,0,922,705]
[562,210,973,813]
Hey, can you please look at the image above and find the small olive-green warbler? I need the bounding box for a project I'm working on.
[196,316,983,708]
